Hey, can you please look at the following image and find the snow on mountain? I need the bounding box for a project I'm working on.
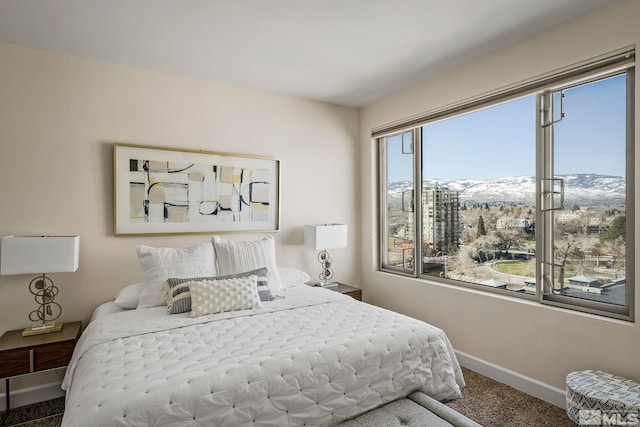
[387,174,626,206]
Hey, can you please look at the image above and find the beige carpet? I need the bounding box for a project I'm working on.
[2,367,571,426]
[446,367,573,427]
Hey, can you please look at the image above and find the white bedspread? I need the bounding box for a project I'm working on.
[62,286,463,426]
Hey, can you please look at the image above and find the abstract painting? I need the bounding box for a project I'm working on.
[114,144,280,235]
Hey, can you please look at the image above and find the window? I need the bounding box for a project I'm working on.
[377,48,634,320]
[381,130,416,274]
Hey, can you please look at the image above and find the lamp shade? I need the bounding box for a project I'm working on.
[1,236,80,275]
[304,224,347,250]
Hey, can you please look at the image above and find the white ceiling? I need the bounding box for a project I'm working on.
[0,0,619,107]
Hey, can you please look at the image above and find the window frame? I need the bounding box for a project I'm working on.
[378,129,418,278]
[537,68,635,320]
[376,47,635,321]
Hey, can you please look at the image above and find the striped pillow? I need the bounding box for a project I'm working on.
[211,236,283,295]
[164,267,273,315]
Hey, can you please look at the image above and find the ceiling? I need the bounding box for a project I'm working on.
[0,0,619,107]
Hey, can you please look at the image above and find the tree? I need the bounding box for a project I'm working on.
[590,243,604,268]
[473,234,500,262]
[477,216,487,238]
[571,204,580,212]
[600,215,626,244]
[494,228,523,259]
[600,217,626,274]
[557,217,583,235]
[454,246,478,278]
[605,237,625,276]
[553,236,583,293]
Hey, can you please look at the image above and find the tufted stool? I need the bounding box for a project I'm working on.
[338,391,481,427]
[566,370,640,425]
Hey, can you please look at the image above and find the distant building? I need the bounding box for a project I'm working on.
[563,277,626,305]
[393,240,414,254]
[587,224,608,236]
[555,211,581,223]
[568,275,598,287]
[479,279,507,288]
[394,223,413,241]
[423,185,460,253]
[496,217,532,232]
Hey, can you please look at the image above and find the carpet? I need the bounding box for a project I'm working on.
[446,368,573,427]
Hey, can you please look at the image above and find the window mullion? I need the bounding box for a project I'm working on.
[538,92,556,299]
[414,129,422,278]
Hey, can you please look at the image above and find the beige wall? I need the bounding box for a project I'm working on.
[0,42,360,394]
[361,0,639,393]
[3,0,639,406]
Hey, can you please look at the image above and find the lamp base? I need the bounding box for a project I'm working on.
[319,280,339,289]
[22,322,64,337]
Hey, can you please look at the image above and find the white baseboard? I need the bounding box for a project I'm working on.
[455,350,567,409]
[0,379,65,412]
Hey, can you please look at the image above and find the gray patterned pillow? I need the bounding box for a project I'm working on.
[164,267,273,315]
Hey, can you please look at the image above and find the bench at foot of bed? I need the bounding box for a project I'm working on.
[338,392,481,427]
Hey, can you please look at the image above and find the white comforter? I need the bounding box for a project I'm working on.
[62,285,463,426]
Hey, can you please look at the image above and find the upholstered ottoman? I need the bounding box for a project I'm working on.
[338,391,481,427]
[566,370,640,425]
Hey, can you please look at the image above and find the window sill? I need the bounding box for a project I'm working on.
[375,270,634,325]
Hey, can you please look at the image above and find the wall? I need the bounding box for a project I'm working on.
[0,42,360,402]
[361,0,639,404]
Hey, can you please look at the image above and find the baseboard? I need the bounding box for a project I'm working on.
[0,379,64,411]
[455,350,567,409]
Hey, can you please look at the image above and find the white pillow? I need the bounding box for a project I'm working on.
[278,267,311,288]
[212,235,283,295]
[113,282,143,309]
[188,276,262,317]
[136,241,216,309]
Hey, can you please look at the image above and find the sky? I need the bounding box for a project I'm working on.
[387,74,627,182]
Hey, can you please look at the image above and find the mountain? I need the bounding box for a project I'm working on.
[387,174,626,207]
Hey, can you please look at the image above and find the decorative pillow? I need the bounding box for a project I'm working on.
[164,267,274,315]
[113,282,143,309]
[278,267,311,288]
[188,276,262,317]
[136,241,216,309]
[212,235,283,295]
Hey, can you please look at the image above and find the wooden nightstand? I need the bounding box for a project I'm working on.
[311,283,362,301]
[0,321,81,415]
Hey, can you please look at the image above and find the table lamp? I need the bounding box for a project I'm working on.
[304,224,347,287]
[1,235,79,336]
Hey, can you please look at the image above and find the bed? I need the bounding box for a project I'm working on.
[61,237,464,426]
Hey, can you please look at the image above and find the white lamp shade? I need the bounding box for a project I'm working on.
[1,235,80,275]
[304,224,347,250]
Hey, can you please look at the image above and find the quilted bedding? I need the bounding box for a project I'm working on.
[61,285,463,426]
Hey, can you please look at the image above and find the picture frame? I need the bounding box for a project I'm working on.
[113,143,280,236]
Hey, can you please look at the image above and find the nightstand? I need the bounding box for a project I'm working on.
[311,283,362,301]
[0,321,81,415]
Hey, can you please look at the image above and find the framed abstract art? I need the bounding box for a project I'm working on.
[113,143,280,235]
